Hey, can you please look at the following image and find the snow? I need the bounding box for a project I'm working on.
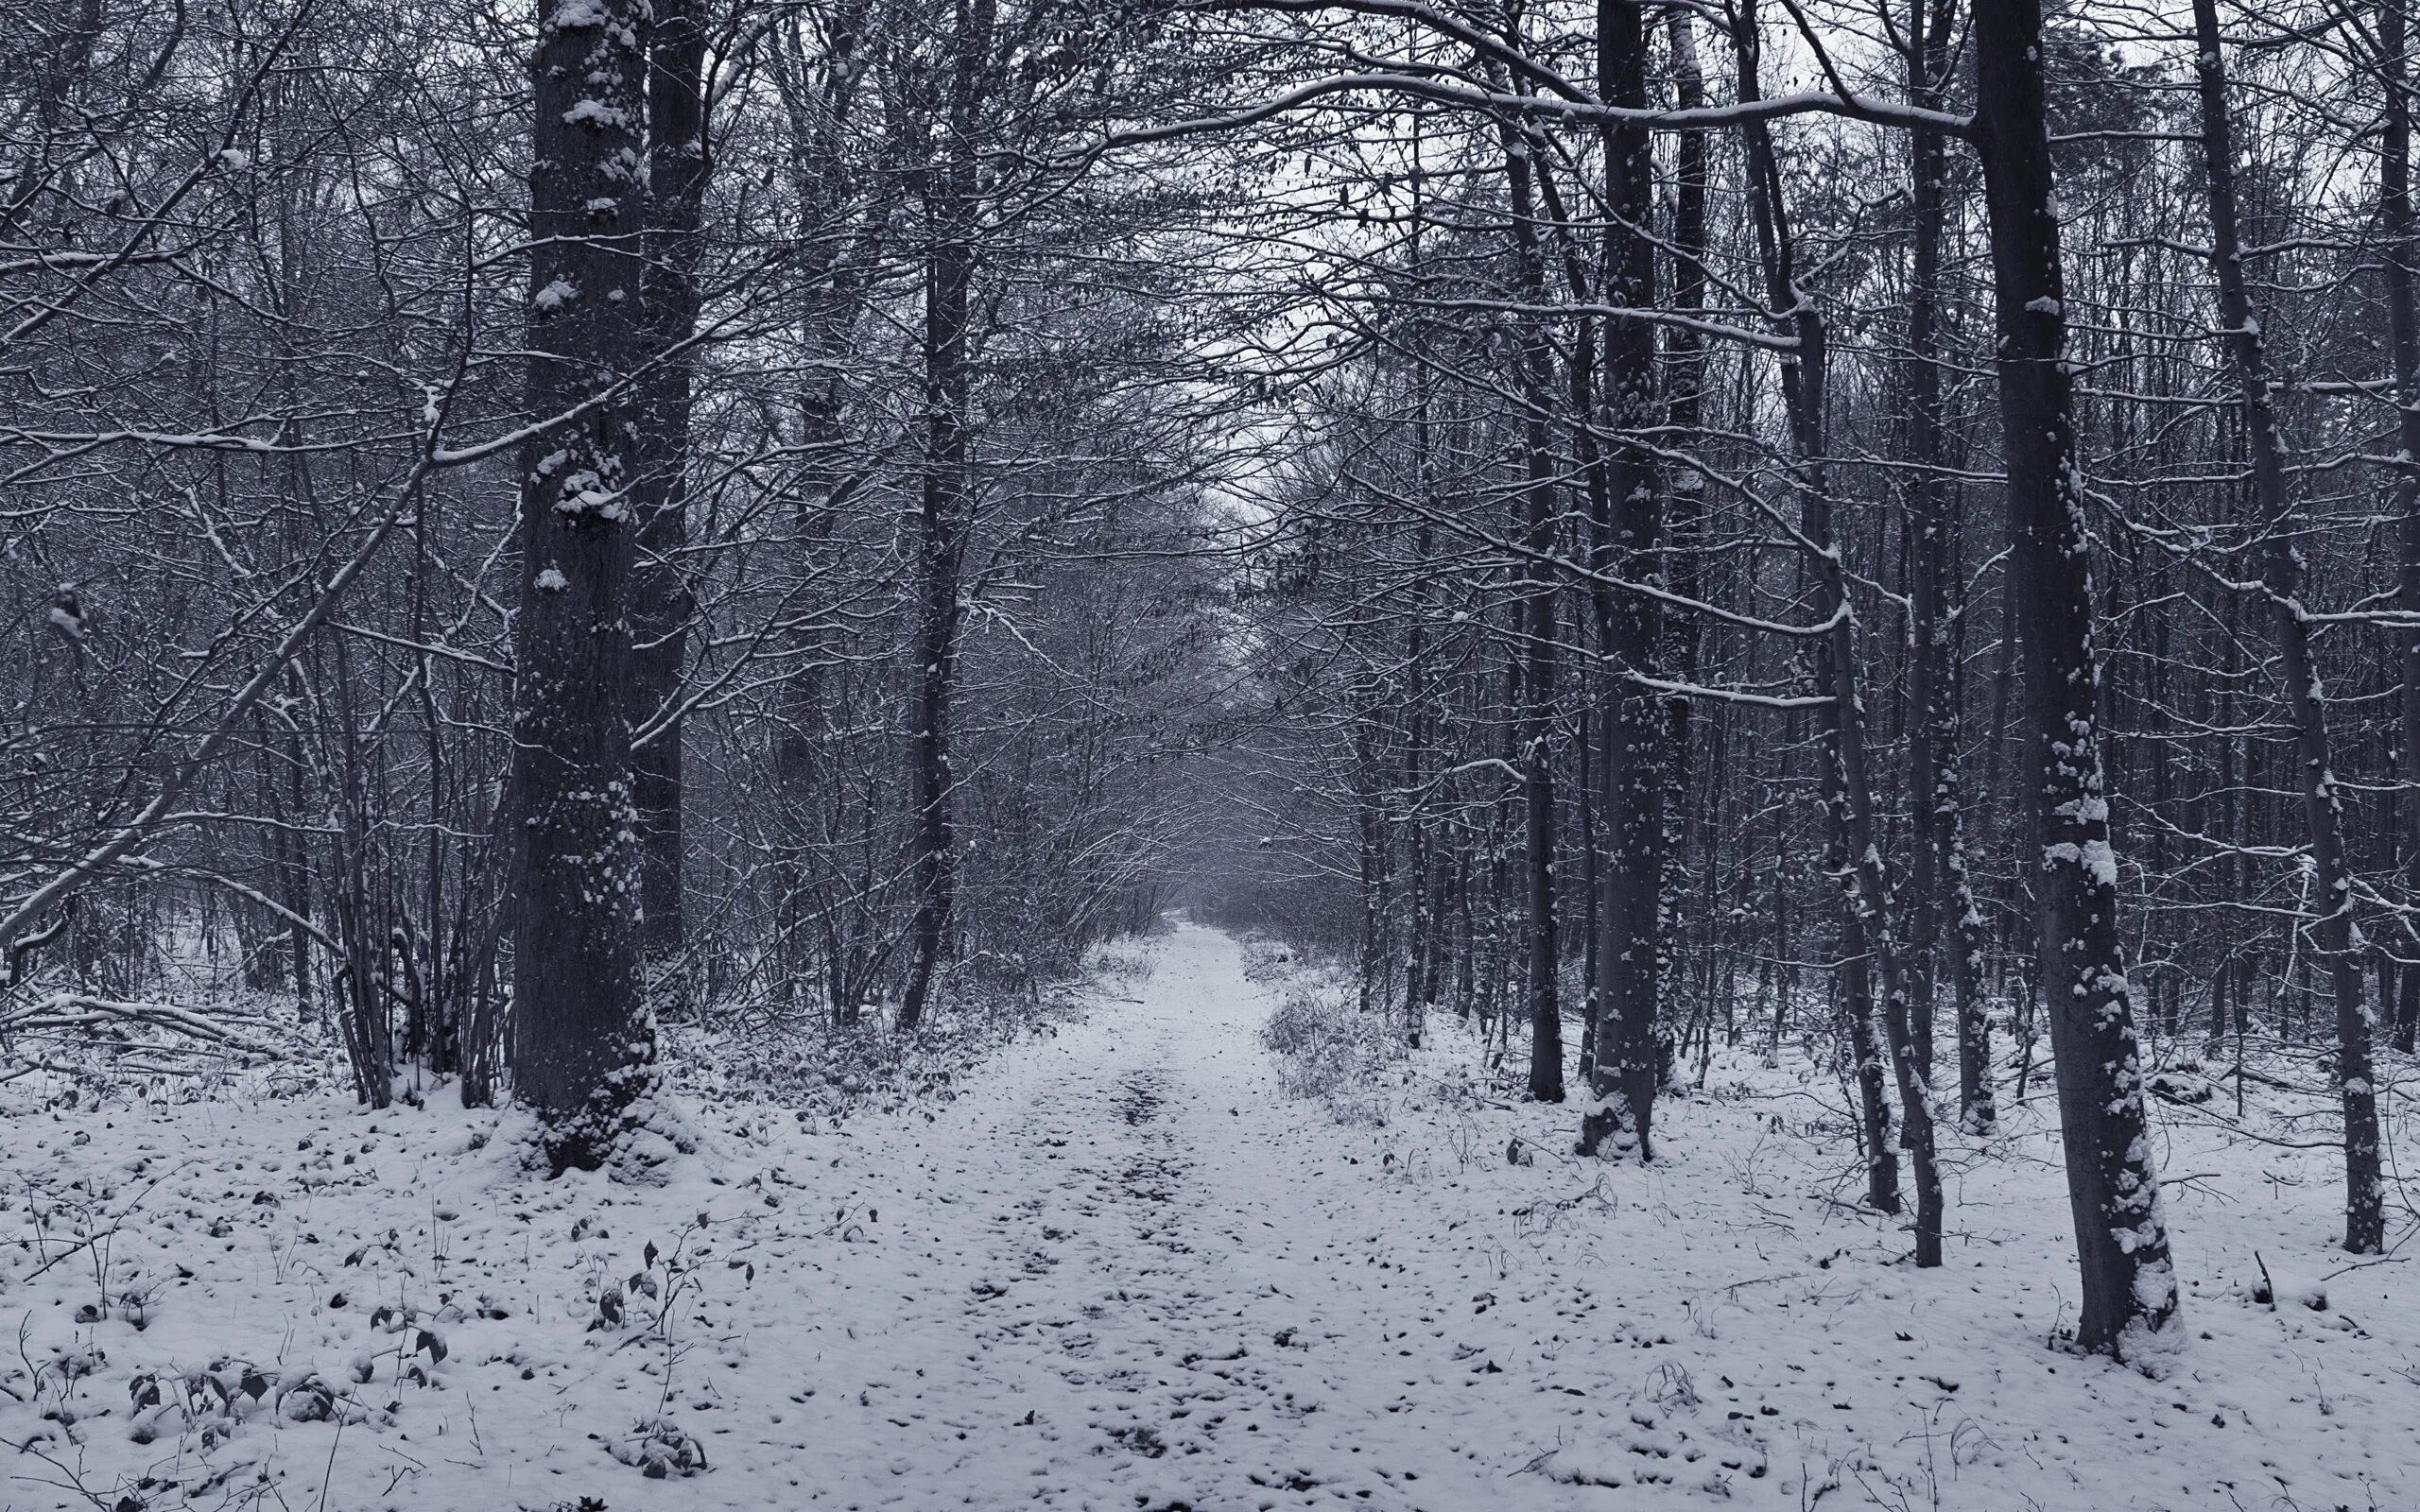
[3,924,2415,1510]
[553,469,627,519]
[2079,836,2120,888]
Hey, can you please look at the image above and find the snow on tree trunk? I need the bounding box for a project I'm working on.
[1581,0,1665,1160]
[898,0,992,1031]
[2377,0,2420,1060]
[1973,0,2182,1361]
[509,0,655,1172]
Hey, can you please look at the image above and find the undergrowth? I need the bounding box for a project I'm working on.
[1253,944,1406,1126]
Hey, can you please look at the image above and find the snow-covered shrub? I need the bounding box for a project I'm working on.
[1259,974,1405,1125]
[1236,936,1298,983]
[675,940,1132,1124]
[1088,942,1156,983]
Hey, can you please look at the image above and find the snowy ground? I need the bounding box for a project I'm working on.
[3,923,2415,1511]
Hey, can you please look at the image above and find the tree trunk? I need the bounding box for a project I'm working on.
[509,0,654,1172]
[897,0,991,1031]
[1504,128,1564,1102]
[629,0,710,971]
[2189,0,2383,1253]
[1736,5,1925,1241]
[1581,0,1664,1159]
[1660,12,1711,1070]
[1903,0,1994,1135]
[2379,0,2420,1066]
[1973,0,2182,1359]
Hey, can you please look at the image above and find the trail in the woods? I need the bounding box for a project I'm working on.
[794,921,1535,1509]
[9,924,2419,1512]
[734,924,2420,1512]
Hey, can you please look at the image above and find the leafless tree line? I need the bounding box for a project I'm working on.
[0,0,2411,1366]
[0,0,1236,1162]
[1186,0,2420,1362]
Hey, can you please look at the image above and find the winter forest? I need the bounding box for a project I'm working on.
[5,0,2420,1503]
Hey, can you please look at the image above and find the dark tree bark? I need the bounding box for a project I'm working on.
[1401,514,1437,1050]
[1353,674,1391,1014]
[897,0,992,1030]
[509,0,655,1171]
[1581,0,1664,1159]
[1902,0,1994,1136]
[1402,112,1442,1051]
[1973,0,2182,1359]
[629,0,710,969]
[2189,0,2383,1253]
[1504,127,1564,1102]
[1659,10,1711,1062]
[2378,0,2420,1057]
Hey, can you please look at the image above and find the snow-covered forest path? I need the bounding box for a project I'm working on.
[9,923,2418,1512]
[744,921,2420,1512]
[786,920,1545,1509]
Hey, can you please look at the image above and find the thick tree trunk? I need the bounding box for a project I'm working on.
[895,280,968,1031]
[2190,0,2383,1253]
[1973,0,2182,1359]
[509,0,654,1171]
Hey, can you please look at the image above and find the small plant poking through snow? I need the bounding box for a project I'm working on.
[587,1220,710,1344]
